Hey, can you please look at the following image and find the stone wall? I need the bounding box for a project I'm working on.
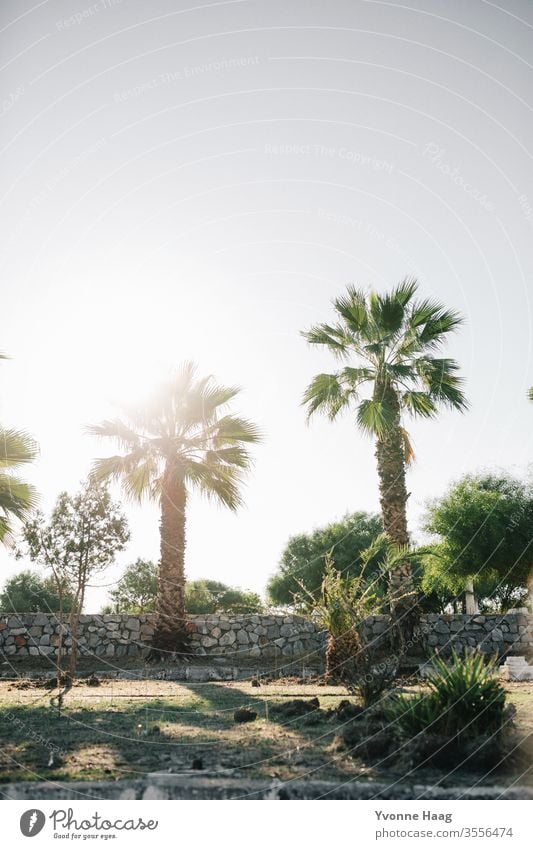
[362,612,533,656]
[0,612,324,662]
[1,611,532,665]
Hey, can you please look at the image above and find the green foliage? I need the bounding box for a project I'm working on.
[267,512,385,606]
[313,555,380,637]
[22,479,130,624]
[302,279,467,439]
[107,569,263,615]
[386,651,507,738]
[0,355,39,543]
[423,472,533,604]
[23,480,130,590]
[185,579,263,614]
[0,428,38,543]
[311,554,396,703]
[0,570,74,613]
[419,547,529,613]
[109,559,158,613]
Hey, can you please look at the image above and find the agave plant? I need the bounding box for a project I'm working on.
[386,650,507,738]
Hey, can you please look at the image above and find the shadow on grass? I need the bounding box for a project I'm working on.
[0,682,356,785]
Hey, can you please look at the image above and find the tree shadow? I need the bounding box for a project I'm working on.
[0,681,358,786]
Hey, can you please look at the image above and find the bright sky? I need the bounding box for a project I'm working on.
[1,0,532,609]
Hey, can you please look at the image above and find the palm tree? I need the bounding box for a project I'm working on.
[88,363,261,658]
[302,279,467,646]
[0,354,38,544]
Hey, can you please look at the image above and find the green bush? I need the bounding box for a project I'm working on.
[386,650,507,739]
[0,570,74,613]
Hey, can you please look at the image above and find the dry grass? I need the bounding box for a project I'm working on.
[0,678,531,787]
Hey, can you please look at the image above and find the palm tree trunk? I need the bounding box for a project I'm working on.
[374,385,418,649]
[150,461,190,659]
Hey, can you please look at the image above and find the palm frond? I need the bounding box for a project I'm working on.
[90,452,158,502]
[356,398,398,437]
[416,308,464,346]
[205,445,252,469]
[86,419,141,451]
[186,460,244,510]
[181,380,241,430]
[0,474,39,540]
[203,415,262,446]
[302,373,351,420]
[392,277,419,306]
[402,391,438,418]
[369,291,405,334]
[0,428,38,468]
[332,286,370,332]
[302,323,352,357]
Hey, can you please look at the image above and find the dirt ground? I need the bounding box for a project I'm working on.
[0,678,531,788]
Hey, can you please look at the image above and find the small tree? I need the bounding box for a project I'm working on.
[424,472,533,612]
[267,512,385,606]
[185,579,263,614]
[0,569,74,613]
[23,480,129,679]
[109,559,158,613]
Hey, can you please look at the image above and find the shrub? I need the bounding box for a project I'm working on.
[385,650,507,739]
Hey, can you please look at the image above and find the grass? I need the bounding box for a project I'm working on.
[0,678,531,787]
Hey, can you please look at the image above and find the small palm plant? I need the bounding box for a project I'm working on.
[309,545,411,704]
[88,362,261,658]
[302,280,467,646]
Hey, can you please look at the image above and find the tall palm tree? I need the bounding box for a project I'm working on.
[0,353,38,544]
[302,279,467,646]
[88,363,261,658]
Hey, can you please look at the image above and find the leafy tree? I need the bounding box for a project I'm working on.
[423,472,533,612]
[0,569,74,613]
[88,362,261,658]
[108,558,158,613]
[302,280,467,646]
[267,511,384,606]
[106,563,262,615]
[108,558,156,613]
[1,353,38,543]
[23,480,129,677]
[185,579,262,614]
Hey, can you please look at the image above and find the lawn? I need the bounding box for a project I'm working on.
[0,678,531,789]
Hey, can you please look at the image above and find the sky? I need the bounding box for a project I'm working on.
[1,0,532,610]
